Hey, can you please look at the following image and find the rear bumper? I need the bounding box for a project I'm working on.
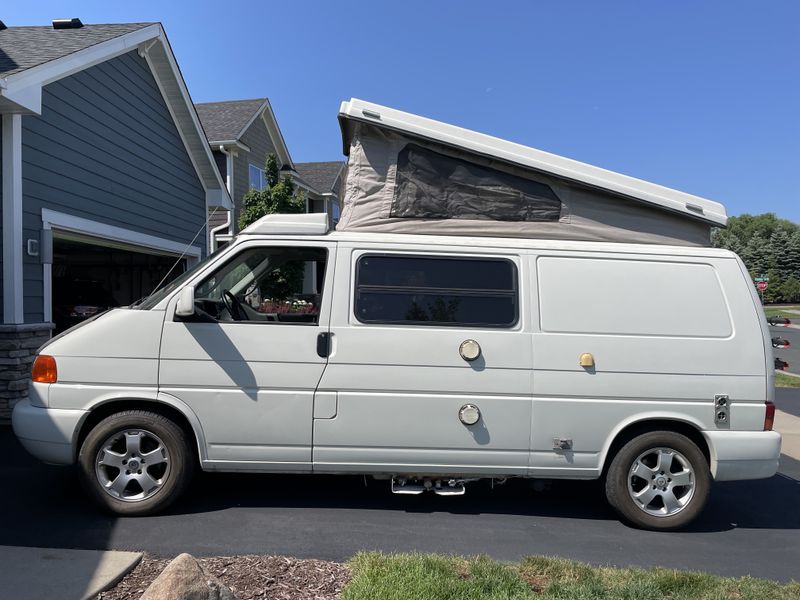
[703,430,781,481]
[11,399,86,465]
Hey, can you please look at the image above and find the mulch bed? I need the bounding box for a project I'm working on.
[96,554,351,600]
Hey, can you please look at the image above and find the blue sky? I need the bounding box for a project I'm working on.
[5,1,799,221]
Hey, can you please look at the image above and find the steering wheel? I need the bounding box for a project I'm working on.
[222,290,248,321]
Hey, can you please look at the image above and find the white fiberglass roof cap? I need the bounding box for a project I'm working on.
[239,212,329,236]
[339,98,727,227]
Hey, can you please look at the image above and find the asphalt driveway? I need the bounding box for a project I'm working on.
[2,390,799,582]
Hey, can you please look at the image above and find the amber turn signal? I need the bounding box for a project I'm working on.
[31,354,57,383]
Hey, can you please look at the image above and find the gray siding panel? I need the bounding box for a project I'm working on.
[21,50,207,323]
[231,115,277,233]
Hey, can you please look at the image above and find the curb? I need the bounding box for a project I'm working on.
[90,552,143,599]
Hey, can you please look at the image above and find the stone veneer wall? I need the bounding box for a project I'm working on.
[0,323,54,421]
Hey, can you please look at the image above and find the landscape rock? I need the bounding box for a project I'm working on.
[140,553,238,600]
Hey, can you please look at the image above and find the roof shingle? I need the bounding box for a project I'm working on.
[0,23,154,78]
[195,98,267,143]
[294,161,344,195]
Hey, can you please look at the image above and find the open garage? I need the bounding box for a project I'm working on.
[51,235,186,333]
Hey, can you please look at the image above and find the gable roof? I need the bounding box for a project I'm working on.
[195,98,266,143]
[294,161,344,195]
[0,22,231,210]
[0,23,153,78]
[195,97,294,170]
[339,98,727,227]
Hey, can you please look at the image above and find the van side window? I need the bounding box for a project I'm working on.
[193,246,327,324]
[354,254,518,327]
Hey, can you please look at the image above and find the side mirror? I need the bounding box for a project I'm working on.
[175,286,196,318]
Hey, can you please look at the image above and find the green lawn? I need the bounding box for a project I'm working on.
[764,305,800,319]
[342,553,800,600]
[776,371,800,388]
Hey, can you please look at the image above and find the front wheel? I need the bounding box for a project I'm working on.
[78,410,193,516]
[605,431,710,530]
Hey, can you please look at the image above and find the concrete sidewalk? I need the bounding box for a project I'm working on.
[776,408,800,462]
[0,546,142,600]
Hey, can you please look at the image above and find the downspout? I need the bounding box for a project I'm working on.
[209,145,234,250]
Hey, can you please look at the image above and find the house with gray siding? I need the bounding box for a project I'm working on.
[294,161,345,225]
[0,20,230,418]
[195,99,343,248]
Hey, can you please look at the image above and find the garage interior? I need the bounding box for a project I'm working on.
[52,235,186,333]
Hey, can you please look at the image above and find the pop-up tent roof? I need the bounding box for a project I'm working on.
[337,99,727,246]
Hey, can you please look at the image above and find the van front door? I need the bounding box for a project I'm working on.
[312,247,532,476]
[159,240,335,470]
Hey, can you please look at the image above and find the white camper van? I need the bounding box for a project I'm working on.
[13,100,780,530]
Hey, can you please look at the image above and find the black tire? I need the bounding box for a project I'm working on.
[605,430,710,531]
[78,410,193,516]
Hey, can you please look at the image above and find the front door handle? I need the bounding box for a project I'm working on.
[317,332,332,358]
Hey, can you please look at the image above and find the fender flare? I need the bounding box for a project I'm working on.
[597,410,708,473]
[75,390,208,463]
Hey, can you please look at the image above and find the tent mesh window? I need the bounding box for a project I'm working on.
[391,144,562,222]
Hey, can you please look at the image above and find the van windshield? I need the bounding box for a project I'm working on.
[134,244,230,310]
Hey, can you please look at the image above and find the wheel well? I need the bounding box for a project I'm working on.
[75,400,200,462]
[601,419,710,476]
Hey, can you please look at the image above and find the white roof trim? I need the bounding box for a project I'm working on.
[42,208,202,259]
[255,99,294,170]
[339,98,727,227]
[0,24,231,211]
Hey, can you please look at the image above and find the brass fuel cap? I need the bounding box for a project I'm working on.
[459,404,481,426]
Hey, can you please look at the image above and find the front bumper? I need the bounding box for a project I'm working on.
[703,430,782,481]
[11,399,87,465]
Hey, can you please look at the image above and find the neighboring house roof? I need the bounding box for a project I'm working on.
[339,98,727,227]
[0,23,152,77]
[195,98,266,143]
[195,98,294,169]
[0,21,231,210]
[294,161,344,196]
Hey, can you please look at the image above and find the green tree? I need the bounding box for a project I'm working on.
[239,154,305,229]
[238,153,306,301]
[743,233,771,278]
[788,231,800,279]
[770,229,793,278]
[781,276,800,303]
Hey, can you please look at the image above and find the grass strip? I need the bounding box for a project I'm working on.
[342,552,800,600]
[776,372,800,388]
[764,305,800,318]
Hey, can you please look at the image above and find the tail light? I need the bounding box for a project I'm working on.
[31,355,57,383]
[764,402,775,431]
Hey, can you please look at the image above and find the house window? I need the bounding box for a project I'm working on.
[249,164,268,191]
[354,254,518,327]
[331,201,341,226]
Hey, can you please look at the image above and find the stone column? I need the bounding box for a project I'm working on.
[0,323,55,421]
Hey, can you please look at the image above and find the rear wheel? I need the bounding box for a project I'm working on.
[605,430,710,530]
[78,410,193,516]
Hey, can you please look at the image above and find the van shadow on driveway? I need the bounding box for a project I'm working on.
[2,425,799,536]
[2,425,800,582]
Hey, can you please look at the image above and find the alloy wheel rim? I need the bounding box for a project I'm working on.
[627,446,695,517]
[95,429,170,502]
